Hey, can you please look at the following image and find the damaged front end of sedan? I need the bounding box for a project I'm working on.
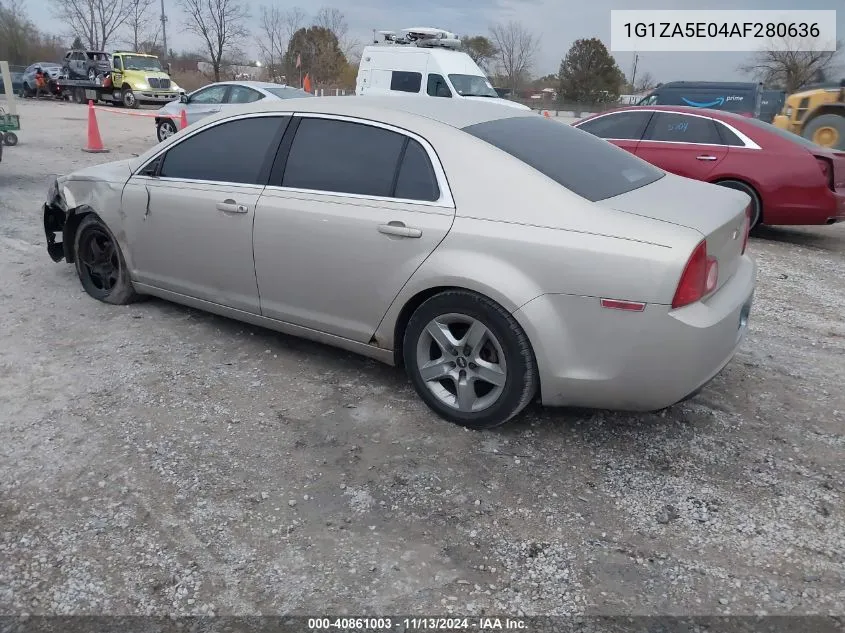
[43,177,71,263]
[43,168,128,264]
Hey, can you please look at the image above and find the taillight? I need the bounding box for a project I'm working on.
[741,205,751,254]
[816,156,834,190]
[672,241,719,309]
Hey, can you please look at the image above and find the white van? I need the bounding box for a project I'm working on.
[356,28,530,110]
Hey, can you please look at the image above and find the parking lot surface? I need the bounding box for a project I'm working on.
[1,98,844,616]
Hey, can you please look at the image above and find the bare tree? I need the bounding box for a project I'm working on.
[179,0,249,81]
[51,0,133,50]
[631,71,658,94]
[740,38,842,93]
[489,21,539,94]
[125,0,157,51]
[314,7,360,61]
[258,5,308,82]
[283,6,306,41]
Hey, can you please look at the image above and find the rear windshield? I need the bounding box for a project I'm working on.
[738,115,827,151]
[462,116,664,202]
[647,89,757,113]
[265,87,313,99]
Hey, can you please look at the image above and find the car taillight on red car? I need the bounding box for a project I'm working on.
[672,240,718,309]
[815,156,834,190]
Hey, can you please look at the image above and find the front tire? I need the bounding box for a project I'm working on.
[73,214,141,305]
[122,88,138,109]
[157,119,178,142]
[3,132,18,146]
[403,290,538,429]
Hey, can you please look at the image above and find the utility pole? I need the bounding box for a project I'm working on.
[630,53,639,91]
[160,0,168,62]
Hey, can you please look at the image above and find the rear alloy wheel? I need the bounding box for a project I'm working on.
[157,119,178,142]
[122,88,138,109]
[403,290,538,429]
[716,179,762,231]
[804,114,845,150]
[73,214,141,305]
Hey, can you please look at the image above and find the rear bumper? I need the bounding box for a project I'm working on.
[514,255,757,411]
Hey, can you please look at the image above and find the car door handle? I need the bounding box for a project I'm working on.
[696,155,718,161]
[378,223,422,238]
[216,199,248,214]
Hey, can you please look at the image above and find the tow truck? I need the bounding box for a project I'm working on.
[53,51,181,108]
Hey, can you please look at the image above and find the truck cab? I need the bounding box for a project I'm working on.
[109,52,180,108]
[356,27,529,110]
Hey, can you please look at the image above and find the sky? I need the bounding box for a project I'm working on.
[26,0,845,84]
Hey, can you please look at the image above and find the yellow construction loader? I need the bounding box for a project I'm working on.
[773,80,845,149]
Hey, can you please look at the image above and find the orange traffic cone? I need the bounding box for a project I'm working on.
[180,108,188,130]
[82,100,109,153]
[543,110,550,118]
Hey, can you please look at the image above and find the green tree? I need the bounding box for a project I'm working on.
[460,35,498,72]
[284,25,346,86]
[71,35,83,49]
[558,37,625,104]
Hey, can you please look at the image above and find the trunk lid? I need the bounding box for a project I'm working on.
[597,173,749,291]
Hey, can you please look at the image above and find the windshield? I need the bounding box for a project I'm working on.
[448,74,498,98]
[463,116,664,202]
[121,55,163,72]
[265,87,313,99]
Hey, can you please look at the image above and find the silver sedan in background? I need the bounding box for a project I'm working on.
[154,81,312,141]
[43,97,756,429]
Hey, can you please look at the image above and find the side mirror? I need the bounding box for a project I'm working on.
[180,94,188,104]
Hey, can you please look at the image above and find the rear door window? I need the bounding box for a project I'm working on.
[390,71,422,93]
[462,116,663,202]
[394,139,440,201]
[644,112,722,144]
[281,118,406,196]
[577,111,652,140]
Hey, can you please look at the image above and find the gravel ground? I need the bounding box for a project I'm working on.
[1,98,843,617]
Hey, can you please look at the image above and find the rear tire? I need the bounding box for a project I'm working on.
[3,132,18,146]
[403,290,538,429]
[715,179,762,230]
[73,214,141,305]
[803,113,845,150]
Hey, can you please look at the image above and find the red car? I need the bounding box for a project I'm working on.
[574,105,845,228]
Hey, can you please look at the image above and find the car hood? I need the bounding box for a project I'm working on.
[54,160,133,213]
[464,96,531,110]
[157,100,183,115]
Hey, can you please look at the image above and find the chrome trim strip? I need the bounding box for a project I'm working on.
[574,108,762,150]
[135,110,456,208]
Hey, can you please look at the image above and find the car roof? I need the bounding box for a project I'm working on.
[130,96,533,172]
[587,105,751,122]
[207,81,305,91]
[657,81,761,89]
[224,94,532,127]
